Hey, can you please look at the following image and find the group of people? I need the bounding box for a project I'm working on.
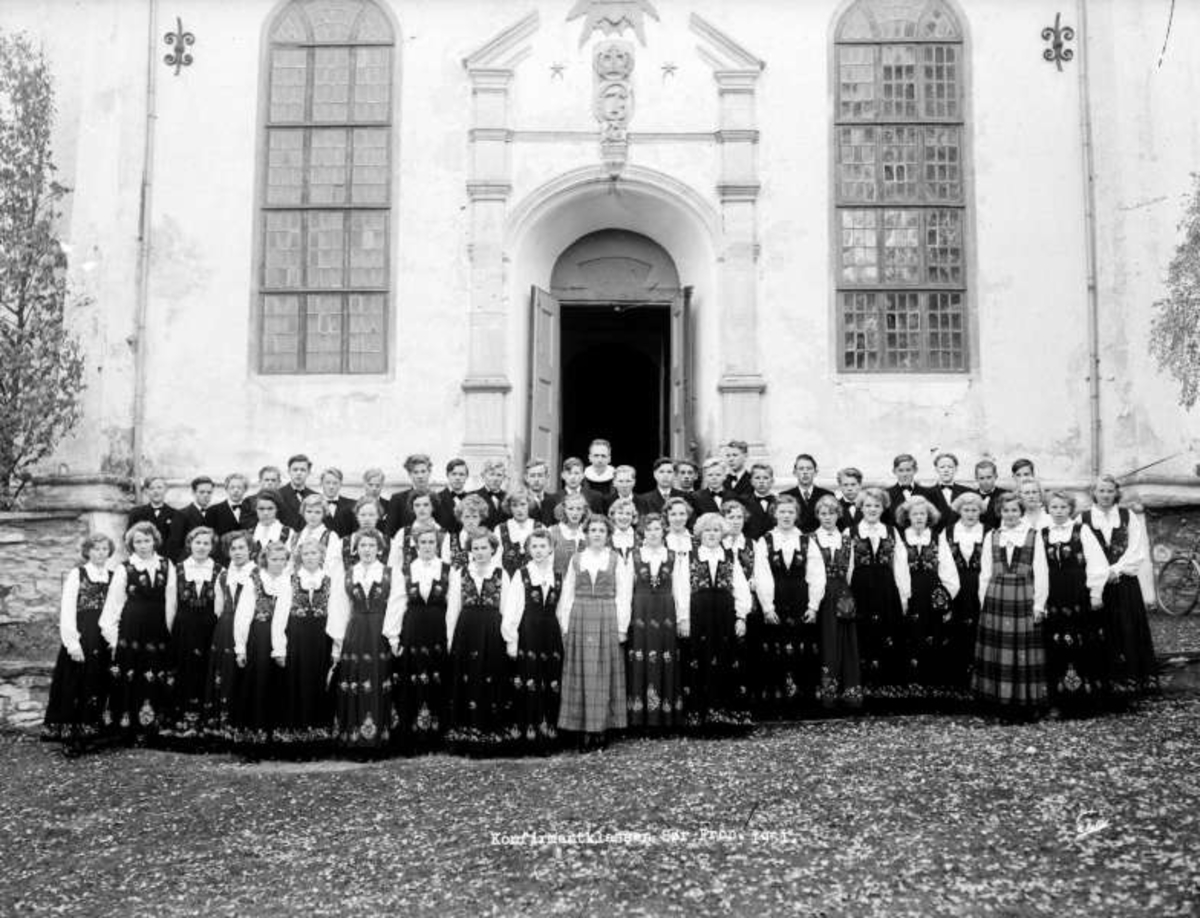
[41,440,1160,758]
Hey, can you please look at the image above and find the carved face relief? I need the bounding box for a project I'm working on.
[597,82,631,123]
[594,41,634,81]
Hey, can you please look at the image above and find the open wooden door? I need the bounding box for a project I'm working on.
[528,287,561,472]
[669,287,694,460]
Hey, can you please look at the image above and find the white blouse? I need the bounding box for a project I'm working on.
[611,528,637,553]
[383,557,447,647]
[500,559,557,656]
[252,520,286,548]
[978,523,1049,612]
[1085,505,1146,579]
[854,520,912,605]
[949,522,985,562]
[904,527,961,600]
[98,554,165,648]
[445,560,509,649]
[60,563,112,656]
[675,546,753,629]
[555,548,633,636]
[1045,521,1109,604]
[665,531,693,554]
[814,528,855,583]
[752,529,827,616]
[288,525,343,573]
[272,567,343,660]
[325,561,399,653]
[164,556,218,633]
[233,568,292,657]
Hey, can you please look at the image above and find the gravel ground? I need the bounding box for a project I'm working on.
[4,692,1199,918]
[1149,608,1200,657]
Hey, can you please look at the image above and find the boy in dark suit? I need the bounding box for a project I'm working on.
[739,462,777,542]
[470,458,510,529]
[975,458,1007,529]
[167,476,216,561]
[127,475,177,548]
[277,454,316,531]
[927,452,975,529]
[209,472,256,563]
[883,453,934,528]
[522,458,557,525]
[780,453,834,533]
[687,457,732,518]
[386,453,435,536]
[552,456,604,516]
[433,458,471,533]
[319,467,358,538]
[721,440,753,497]
[635,457,686,517]
[835,467,864,528]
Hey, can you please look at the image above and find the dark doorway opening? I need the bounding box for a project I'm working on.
[560,304,670,484]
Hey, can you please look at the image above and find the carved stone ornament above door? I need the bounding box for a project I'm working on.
[567,0,659,47]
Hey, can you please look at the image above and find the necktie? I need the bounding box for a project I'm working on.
[231,504,241,521]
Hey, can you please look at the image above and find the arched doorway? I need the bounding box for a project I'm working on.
[539,230,687,482]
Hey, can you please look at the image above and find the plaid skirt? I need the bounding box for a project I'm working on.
[559,594,627,734]
[973,569,1047,710]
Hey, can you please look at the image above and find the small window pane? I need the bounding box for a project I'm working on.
[308,0,361,42]
[348,294,386,372]
[262,295,301,373]
[841,210,879,284]
[312,47,351,122]
[269,49,308,123]
[881,125,919,201]
[880,45,917,119]
[842,292,880,370]
[926,209,964,284]
[838,126,877,202]
[923,126,961,201]
[884,292,922,369]
[351,128,389,203]
[349,212,386,286]
[922,45,959,119]
[264,212,303,288]
[354,47,391,121]
[927,292,965,369]
[306,212,345,288]
[875,0,925,39]
[306,295,344,373]
[308,129,349,205]
[265,130,305,206]
[882,209,921,283]
[838,46,876,120]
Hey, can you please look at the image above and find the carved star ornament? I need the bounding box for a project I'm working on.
[567,0,659,46]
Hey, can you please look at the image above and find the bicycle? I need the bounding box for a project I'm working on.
[1156,545,1200,616]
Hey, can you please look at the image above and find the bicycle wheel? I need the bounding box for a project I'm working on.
[1157,557,1200,616]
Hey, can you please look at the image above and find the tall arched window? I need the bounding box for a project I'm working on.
[258,0,395,374]
[834,0,968,372]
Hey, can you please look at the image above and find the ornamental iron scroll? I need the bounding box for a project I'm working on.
[1042,12,1075,72]
[163,17,195,75]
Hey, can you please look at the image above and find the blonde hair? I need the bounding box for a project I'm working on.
[895,495,941,528]
[692,512,728,538]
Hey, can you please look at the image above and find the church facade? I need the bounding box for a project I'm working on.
[4,0,1200,500]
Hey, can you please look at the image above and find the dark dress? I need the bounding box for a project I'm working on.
[233,569,281,748]
[512,565,565,750]
[1042,525,1108,713]
[108,558,171,740]
[753,532,820,718]
[497,522,532,576]
[334,569,395,751]
[683,549,751,731]
[446,531,473,572]
[905,534,954,698]
[393,562,450,753]
[625,548,681,730]
[275,573,335,748]
[166,562,221,741]
[945,524,985,694]
[816,535,863,710]
[393,527,447,573]
[1084,509,1159,698]
[204,566,249,744]
[559,552,627,735]
[973,529,1048,715]
[446,567,513,753]
[849,528,911,701]
[43,567,112,748]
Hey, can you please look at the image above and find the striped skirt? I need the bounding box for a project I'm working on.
[973,571,1048,711]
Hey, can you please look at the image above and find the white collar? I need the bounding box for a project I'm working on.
[525,558,555,581]
[467,559,498,580]
[506,518,534,536]
[723,534,747,550]
[410,555,442,571]
[697,545,725,563]
[193,502,208,513]
[952,522,984,543]
[905,527,933,546]
[255,520,283,538]
[612,528,636,547]
[857,519,885,536]
[297,567,326,590]
[353,560,385,586]
[584,466,614,483]
[300,524,328,539]
[258,568,288,595]
[226,562,255,586]
[129,553,161,573]
[770,527,802,544]
[83,562,111,582]
[639,543,668,558]
[815,528,843,547]
[998,523,1031,545]
[182,557,215,582]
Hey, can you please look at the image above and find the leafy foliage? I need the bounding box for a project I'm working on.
[0,30,85,509]
[1151,174,1200,409]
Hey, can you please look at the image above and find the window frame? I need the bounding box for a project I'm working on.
[252,1,396,377]
[831,0,973,377]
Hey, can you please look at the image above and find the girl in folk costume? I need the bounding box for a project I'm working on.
[288,494,343,573]
[343,497,383,568]
[973,492,1050,719]
[100,521,172,742]
[942,492,988,695]
[557,516,632,749]
[895,496,960,700]
[625,513,686,731]
[387,491,446,572]
[608,497,640,561]
[502,526,565,752]
[1085,475,1159,698]
[249,491,292,558]
[444,494,490,572]
[445,527,513,755]
[233,541,291,752]
[679,512,753,731]
[752,495,826,717]
[663,496,695,555]
[848,488,913,704]
[549,493,589,576]
[812,497,863,710]
[1017,480,1053,531]
[272,539,339,751]
[495,489,536,576]
[44,533,115,754]
[328,529,400,755]
[385,523,451,755]
[205,530,255,744]
[163,526,222,743]
[1042,490,1109,714]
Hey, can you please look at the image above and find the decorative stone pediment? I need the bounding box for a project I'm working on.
[566,0,659,47]
[462,10,540,73]
[689,13,765,76]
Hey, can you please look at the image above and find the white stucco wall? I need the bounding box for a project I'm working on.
[4,0,1200,495]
